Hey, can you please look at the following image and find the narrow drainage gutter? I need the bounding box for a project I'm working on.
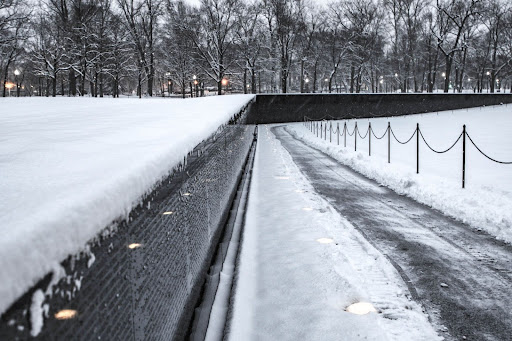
[188,126,258,341]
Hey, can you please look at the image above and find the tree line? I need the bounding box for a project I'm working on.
[1,0,511,98]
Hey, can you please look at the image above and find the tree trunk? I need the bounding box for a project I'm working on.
[99,73,104,98]
[444,55,452,93]
[137,70,142,98]
[312,60,318,93]
[2,61,11,97]
[349,65,355,93]
[52,76,57,97]
[300,59,304,93]
[69,70,76,96]
[251,68,256,94]
[244,68,247,94]
[94,71,99,97]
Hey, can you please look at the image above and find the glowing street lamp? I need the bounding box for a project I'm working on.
[14,69,20,97]
[221,78,228,94]
[5,82,15,96]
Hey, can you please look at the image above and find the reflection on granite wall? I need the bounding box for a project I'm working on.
[0,104,254,341]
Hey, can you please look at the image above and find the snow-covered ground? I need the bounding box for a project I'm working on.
[228,125,441,340]
[290,104,512,244]
[0,95,254,315]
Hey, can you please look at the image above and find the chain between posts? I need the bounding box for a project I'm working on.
[303,116,512,188]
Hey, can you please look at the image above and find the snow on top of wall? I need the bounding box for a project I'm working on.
[0,95,254,315]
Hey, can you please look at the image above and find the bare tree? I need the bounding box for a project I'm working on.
[1,0,29,97]
[234,0,264,94]
[433,0,481,92]
[118,0,161,97]
[161,0,198,98]
[264,0,300,93]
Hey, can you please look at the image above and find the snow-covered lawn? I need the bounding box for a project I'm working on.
[229,125,440,340]
[0,95,254,315]
[289,104,512,244]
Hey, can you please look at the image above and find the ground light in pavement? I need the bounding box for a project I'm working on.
[127,243,142,249]
[162,211,174,215]
[182,192,192,196]
[346,302,377,315]
[274,176,289,180]
[316,238,334,244]
[302,207,313,211]
[54,309,78,320]
[295,189,304,193]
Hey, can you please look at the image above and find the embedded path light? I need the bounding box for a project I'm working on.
[162,211,174,215]
[128,243,142,249]
[55,309,78,320]
[316,238,334,244]
[346,302,377,315]
[302,207,313,211]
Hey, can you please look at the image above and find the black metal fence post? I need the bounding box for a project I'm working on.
[369,122,371,156]
[355,122,358,151]
[324,123,327,141]
[416,123,419,174]
[344,122,347,147]
[317,122,319,137]
[330,122,332,143]
[387,122,390,163]
[337,122,339,145]
[320,122,322,138]
[462,125,466,188]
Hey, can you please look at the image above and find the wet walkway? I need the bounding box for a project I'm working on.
[272,125,512,341]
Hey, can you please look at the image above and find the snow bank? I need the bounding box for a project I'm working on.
[288,104,512,244]
[0,95,254,315]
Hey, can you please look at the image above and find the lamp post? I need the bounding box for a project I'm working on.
[192,75,197,97]
[14,69,20,97]
[221,78,228,95]
[486,71,490,92]
[5,82,15,96]
[193,75,199,97]
[305,78,309,93]
[165,72,171,97]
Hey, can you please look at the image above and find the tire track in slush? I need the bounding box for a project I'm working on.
[272,125,512,341]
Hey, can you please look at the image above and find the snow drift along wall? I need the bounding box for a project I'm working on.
[0,110,254,340]
[247,93,512,124]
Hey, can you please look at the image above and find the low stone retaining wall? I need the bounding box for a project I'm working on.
[0,105,254,341]
[247,93,512,124]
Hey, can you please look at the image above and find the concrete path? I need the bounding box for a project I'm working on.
[273,125,512,341]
